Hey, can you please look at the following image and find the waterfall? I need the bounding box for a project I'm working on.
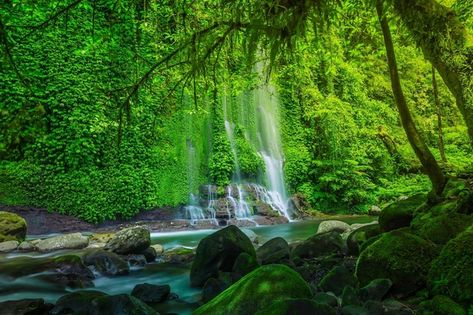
[254,67,292,220]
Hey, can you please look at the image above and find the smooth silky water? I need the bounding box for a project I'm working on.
[0,217,375,314]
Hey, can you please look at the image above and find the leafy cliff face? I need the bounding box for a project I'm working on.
[1,0,472,222]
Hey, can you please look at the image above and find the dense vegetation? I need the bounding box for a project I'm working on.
[1,0,472,222]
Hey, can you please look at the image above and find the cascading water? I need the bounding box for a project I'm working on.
[253,65,292,220]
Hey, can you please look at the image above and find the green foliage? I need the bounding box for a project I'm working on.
[209,134,234,187]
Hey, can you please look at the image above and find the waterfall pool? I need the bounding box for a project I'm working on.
[0,217,376,314]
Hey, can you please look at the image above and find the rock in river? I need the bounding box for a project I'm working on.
[0,211,27,242]
[36,233,89,252]
[104,226,151,255]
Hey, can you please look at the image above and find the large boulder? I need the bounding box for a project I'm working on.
[355,229,437,297]
[256,237,290,265]
[317,220,351,234]
[36,233,89,252]
[190,225,256,287]
[193,264,312,315]
[104,226,151,255]
[318,265,358,296]
[346,223,381,255]
[0,211,27,242]
[131,283,170,304]
[83,249,129,276]
[0,299,52,315]
[255,299,336,315]
[291,231,344,260]
[232,252,260,279]
[428,225,473,303]
[411,211,473,245]
[88,294,159,315]
[379,194,426,232]
[46,255,95,288]
[50,290,109,315]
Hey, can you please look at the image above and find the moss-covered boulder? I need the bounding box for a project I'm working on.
[193,264,312,315]
[410,211,473,245]
[83,249,129,276]
[232,252,260,279]
[255,299,336,315]
[291,231,344,260]
[355,229,437,297]
[346,222,381,255]
[256,237,290,265]
[428,226,473,303]
[50,290,109,314]
[190,225,256,287]
[418,295,466,315]
[104,226,150,255]
[318,266,358,296]
[0,211,27,242]
[378,194,426,232]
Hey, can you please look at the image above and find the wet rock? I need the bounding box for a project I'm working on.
[318,266,358,296]
[131,283,170,304]
[359,278,392,302]
[0,211,27,242]
[36,233,89,252]
[18,241,34,251]
[142,246,157,262]
[317,220,351,235]
[50,290,109,314]
[0,240,19,252]
[292,231,344,260]
[254,201,279,217]
[193,264,312,315]
[161,247,195,264]
[190,225,256,287]
[0,298,52,315]
[241,228,259,244]
[90,294,158,315]
[124,254,147,267]
[256,298,337,315]
[83,249,129,276]
[46,255,95,288]
[151,244,164,255]
[288,193,311,215]
[257,237,290,265]
[104,226,150,255]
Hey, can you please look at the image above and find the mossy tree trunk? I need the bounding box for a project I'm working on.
[376,0,447,197]
[394,0,473,148]
[432,65,447,164]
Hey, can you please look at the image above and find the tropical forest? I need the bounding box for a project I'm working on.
[0,0,472,314]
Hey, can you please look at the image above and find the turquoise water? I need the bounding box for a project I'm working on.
[0,217,375,314]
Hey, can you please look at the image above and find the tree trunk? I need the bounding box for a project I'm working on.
[394,0,473,148]
[432,65,447,164]
[376,0,446,197]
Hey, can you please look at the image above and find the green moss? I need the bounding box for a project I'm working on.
[411,211,473,245]
[255,299,336,315]
[428,226,473,303]
[378,193,426,232]
[0,211,27,242]
[355,229,438,297]
[419,295,466,315]
[193,265,312,315]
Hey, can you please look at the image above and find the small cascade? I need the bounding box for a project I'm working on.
[227,185,252,219]
[184,194,205,225]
